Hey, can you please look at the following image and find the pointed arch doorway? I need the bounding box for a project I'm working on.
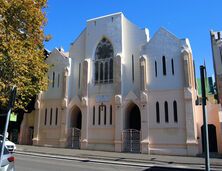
[123,102,141,153]
[70,106,82,149]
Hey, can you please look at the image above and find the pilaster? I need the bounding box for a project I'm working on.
[184,87,198,155]
[33,93,42,145]
[59,66,70,147]
[114,95,123,152]
[140,91,149,154]
[80,97,88,149]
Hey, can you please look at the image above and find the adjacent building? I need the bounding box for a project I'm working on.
[211,31,222,105]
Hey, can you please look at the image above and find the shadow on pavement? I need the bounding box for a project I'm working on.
[143,166,203,171]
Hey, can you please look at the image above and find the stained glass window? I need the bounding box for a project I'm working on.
[95,38,114,59]
[94,38,114,84]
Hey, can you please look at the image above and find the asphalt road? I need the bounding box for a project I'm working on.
[15,153,148,171]
[15,153,204,171]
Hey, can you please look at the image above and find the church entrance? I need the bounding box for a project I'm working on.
[122,103,141,153]
[70,106,82,149]
[201,124,218,153]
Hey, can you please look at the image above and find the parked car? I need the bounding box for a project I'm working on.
[0,143,15,171]
[0,135,16,153]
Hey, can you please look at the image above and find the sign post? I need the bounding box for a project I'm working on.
[200,65,210,171]
[0,86,16,167]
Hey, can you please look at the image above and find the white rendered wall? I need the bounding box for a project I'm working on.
[43,49,70,100]
[142,28,195,155]
[34,13,204,155]
[143,28,184,90]
[36,49,70,147]
[69,30,86,99]
[121,15,148,97]
[148,90,187,155]
[86,13,122,97]
[70,13,124,151]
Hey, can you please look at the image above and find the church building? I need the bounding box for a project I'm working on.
[25,13,222,155]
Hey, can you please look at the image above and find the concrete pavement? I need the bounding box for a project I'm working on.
[15,145,222,170]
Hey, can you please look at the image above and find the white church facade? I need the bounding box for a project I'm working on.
[27,13,222,156]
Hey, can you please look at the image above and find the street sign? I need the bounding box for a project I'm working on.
[10,112,17,122]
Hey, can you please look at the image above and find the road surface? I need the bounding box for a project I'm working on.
[15,153,204,171]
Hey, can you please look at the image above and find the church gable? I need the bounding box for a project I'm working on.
[69,29,86,61]
[143,27,181,53]
[152,27,180,45]
[46,48,69,66]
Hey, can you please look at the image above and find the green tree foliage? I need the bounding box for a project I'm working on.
[0,0,49,111]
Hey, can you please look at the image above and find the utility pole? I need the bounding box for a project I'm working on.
[0,86,16,167]
[200,65,210,171]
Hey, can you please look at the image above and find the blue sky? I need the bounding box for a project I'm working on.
[44,0,221,77]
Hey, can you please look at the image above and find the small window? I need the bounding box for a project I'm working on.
[132,55,134,82]
[162,56,166,75]
[171,59,174,75]
[55,108,58,125]
[173,101,178,123]
[52,72,55,87]
[155,61,157,77]
[98,106,101,125]
[58,74,60,88]
[104,106,106,125]
[220,47,222,64]
[93,106,95,125]
[156,102,160,123]
[78,63,81,89]
[110,105,112,125]
[164,101,169,123]
[50,108,53,125]
[44,108,47,125]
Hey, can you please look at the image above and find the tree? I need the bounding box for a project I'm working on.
[0,0,49,111]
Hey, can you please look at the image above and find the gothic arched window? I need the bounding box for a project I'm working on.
[94,38,114,84]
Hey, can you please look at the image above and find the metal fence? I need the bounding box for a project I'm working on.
[70,127,81,149]
[122,129,141,153]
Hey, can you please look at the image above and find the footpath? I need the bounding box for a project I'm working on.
[15,145,222,170]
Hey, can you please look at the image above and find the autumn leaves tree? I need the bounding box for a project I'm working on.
[0,0,49,111]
